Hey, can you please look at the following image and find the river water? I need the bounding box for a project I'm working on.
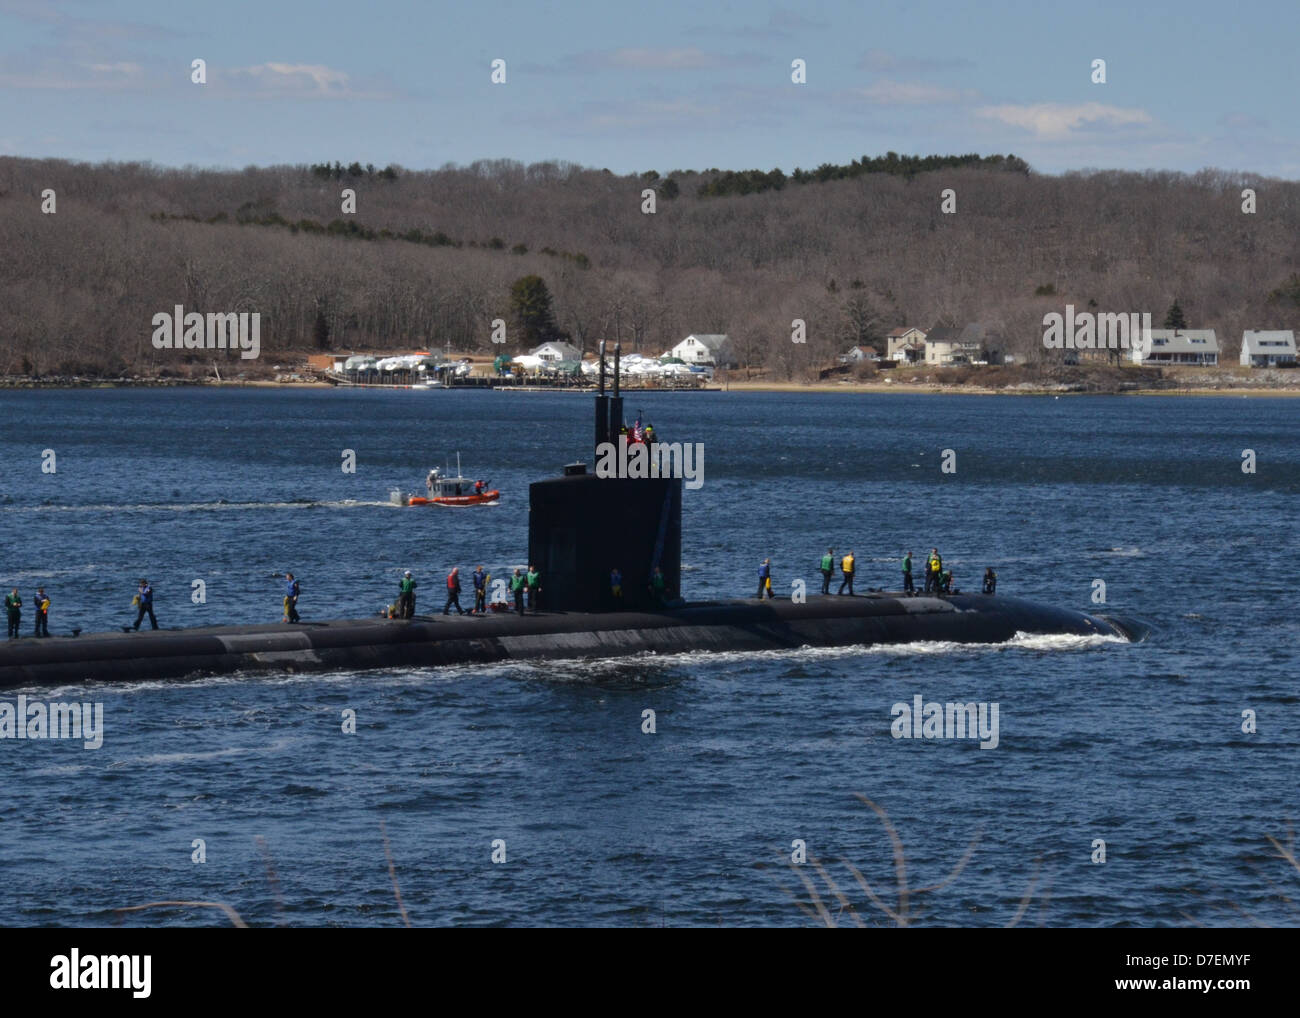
[1,387,1296,926]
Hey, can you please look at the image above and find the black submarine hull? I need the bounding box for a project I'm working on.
[0,593,1138,690]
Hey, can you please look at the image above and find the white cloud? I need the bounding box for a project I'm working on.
[976,102,1153,138]
[215,62,404,100]
[88,62,143,75]
[234,62,352,94]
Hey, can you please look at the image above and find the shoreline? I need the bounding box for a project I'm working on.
[3,377,1299,397]
[720,380,1300,397]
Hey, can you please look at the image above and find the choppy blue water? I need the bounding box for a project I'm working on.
[1,387,1297,927]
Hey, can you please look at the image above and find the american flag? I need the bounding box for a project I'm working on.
[633,417,645,442]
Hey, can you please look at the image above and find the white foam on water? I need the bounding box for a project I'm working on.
[1,499,392,514]
[130,735,306,766]
[16,628,1129,698]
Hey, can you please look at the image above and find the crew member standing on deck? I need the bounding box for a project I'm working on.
[133,578,158,631]
[33,587,49,636]
[6,587,22,638]
[982,567,997,595]
[648,566,667,606]
[838,551,855,595]
[756,558,773,599]
[283,573,301,623]
[610,567,623,606]
[397,570,417,618]
[511,568,526,615]
[902,551,915,594]
[819,548,834,595]
[525,565,541,612]
[925,549,942,595]
[443,567,466,615]
[471,565,488,614]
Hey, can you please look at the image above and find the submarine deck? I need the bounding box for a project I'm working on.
[0,593,1134,690]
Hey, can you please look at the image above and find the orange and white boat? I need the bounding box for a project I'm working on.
[390,457,499,507]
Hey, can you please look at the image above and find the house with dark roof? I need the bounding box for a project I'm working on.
[925,325,983,365]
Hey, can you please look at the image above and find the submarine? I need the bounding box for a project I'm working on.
[0,343,1143,691]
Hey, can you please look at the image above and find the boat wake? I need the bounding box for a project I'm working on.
[22,628,1128,699]
[1,499,393,514]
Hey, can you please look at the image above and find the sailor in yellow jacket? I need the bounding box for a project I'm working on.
[925,549,942,595]
[838,551,856,595]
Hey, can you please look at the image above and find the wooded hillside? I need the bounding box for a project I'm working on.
[1,154,1298,377]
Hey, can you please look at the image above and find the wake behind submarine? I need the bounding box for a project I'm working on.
[0,345,1144,691]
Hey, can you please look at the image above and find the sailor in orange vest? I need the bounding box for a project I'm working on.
[443,567,466,615]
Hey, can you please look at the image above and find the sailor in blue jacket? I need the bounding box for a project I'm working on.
[284,572,301,623]
[133,579,158,631]
[471,566,488,614]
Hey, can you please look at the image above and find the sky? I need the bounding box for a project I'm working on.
[1,0,1296,178]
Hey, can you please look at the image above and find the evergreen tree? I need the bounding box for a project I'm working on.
[313,310,330,350]
[509,275,561,347]
[1163,299,1187,329]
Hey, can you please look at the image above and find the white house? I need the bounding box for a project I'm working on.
[1239,330,1297,367]
[924,325,982,365]
[532,341,582,362]
[1130,329,1218,365]
[885,327,927,361]
[839,345,880,364]
[671,334,735,367]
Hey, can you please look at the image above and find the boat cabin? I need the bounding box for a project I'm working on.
[426,468,486,498]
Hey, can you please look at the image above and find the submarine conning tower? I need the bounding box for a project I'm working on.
[528,340,683,612]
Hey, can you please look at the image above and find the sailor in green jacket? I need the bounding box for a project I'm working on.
[649,566,667,605]
[5,588,21,639]
[902,551,914,594]
[819,548,834,595]
[525,566,541,612]
[397,570,416,618]
[511,568,526,615]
